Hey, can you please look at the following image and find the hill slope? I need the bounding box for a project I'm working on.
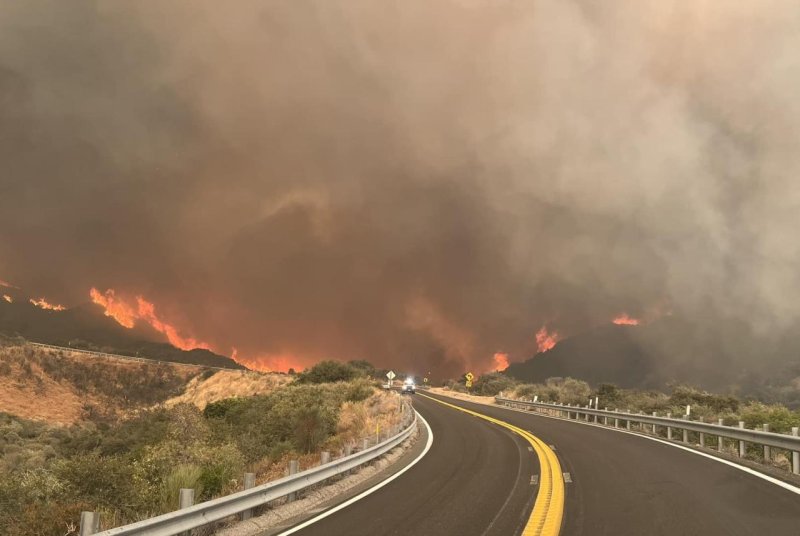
[0,299,244,369]
[505,317,800,401]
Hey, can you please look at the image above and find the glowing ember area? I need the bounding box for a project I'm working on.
[29,298,66,311]
[535,326,560,353]
[2,295,12,303]
[90,287,209,351]
[492,352,509,371]
[612,313,641,326]
[0,278,16,288]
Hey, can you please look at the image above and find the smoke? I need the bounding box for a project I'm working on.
[1,1,800,376]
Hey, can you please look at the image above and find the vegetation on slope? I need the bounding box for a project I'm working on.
[0,360,404,536]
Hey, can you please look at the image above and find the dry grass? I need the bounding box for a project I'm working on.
[428,387,496,406]
[165,370,291,410]
[0,342,198,424]
[335,390,405,447]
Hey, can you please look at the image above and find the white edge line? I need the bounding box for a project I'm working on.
[275,409,434,535]
[492,402,800,496]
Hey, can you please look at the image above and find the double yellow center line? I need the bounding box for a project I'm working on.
[419,394,564,536]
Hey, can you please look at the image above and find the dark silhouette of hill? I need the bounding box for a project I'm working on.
[505,316,800,400]
[0,299,245,369]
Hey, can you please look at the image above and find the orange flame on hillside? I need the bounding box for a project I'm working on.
[535,326,560,353]
[612,313,640,326]
[89,287,209,351]
[492,352,509,372]
[2,295,12,303]
[30,298,66,311]
[233,348,301,373]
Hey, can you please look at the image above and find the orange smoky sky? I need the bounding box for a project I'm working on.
[2,2,800,377]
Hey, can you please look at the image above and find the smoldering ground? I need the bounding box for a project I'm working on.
[1,1,799,376]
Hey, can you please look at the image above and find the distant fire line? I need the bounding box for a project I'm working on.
[30,297,66,311]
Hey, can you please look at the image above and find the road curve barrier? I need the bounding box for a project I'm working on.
[79,408,418,535]
[495,396,800,475]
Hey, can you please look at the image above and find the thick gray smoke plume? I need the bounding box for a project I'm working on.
[1,1,799,376]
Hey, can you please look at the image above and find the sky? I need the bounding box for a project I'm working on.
[1,1,800,376]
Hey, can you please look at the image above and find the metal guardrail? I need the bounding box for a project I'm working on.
[495,396,800,474]
[86,409,418,535]
[28,342,244,372]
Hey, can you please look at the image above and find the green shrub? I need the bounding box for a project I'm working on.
[296,360,359,384]
[472,372,517,396]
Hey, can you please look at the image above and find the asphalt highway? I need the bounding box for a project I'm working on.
[281,392,800,536]
[427,392,800,536]
[286,393,539,536]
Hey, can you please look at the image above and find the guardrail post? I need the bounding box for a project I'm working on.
[287,460,299,502]
[614,409,619,428]
[178,488,194,536]
[362,438,370,451]
[792,427,799,474]
[604,408,608,425]
[651,412,657,434]
[699,430,704,447]
[79,511,99,536]
[321,451,331,465]
[717,418,724,451]
[626,410,631,430]
[738,422,746,457]
[240,473,256,521]
[682,416,688,443]
[667,413,672,439]
[763,424,771,461]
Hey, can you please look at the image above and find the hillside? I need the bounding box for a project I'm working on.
[0,298,244,369]
[505,316,800,403]
[0,338,204,423]
[165,369,291,409]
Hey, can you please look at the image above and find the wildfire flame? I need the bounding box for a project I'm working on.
[492,352,509,372]
[535,326,560,353]
[89,287,209,351]
[29,298,66,311]
[612,313,641,326]
[90,288,136,327]
[233,349,301,373]
[2,295,12,303]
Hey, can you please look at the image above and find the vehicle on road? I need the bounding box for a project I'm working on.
[402,377,416,394]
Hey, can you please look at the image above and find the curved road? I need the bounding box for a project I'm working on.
[425,392,800,536]
[283,392,800,535]
[287,393,538,535]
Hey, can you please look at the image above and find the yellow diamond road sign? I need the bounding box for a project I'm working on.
[465,372,474,381]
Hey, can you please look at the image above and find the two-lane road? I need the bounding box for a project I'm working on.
[280,391,800,535]
[285,393,538,536]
